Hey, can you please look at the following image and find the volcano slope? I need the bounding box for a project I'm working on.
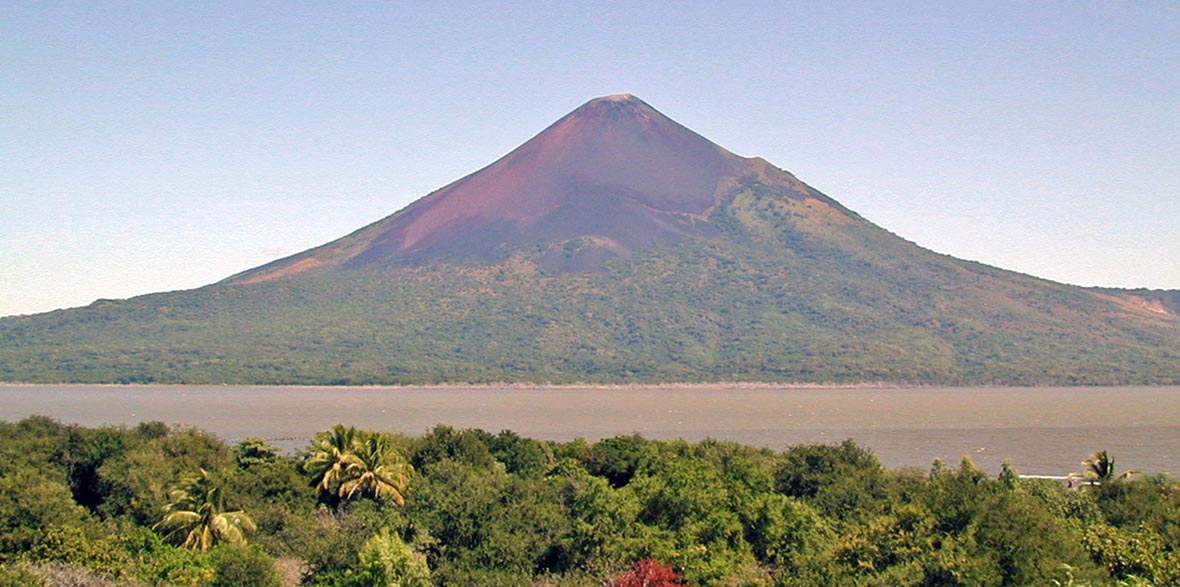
[2,95,1178,385]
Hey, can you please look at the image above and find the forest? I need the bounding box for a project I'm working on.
[1,416,1178,587]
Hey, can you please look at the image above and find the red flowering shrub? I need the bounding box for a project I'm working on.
[610,558,691,587]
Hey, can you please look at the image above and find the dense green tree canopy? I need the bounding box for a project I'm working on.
[3,416,1179,586]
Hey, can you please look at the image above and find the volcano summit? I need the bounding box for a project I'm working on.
[2,95,1178,385]
[228,94,856,280]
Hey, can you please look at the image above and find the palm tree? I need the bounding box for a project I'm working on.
[1081,450,1136,485]
[154,468,255,551]
[303,424,360,501]
[339,434,413,505]
[303,425,413,506]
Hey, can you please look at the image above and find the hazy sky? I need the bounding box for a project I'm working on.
[2,2,1177,317]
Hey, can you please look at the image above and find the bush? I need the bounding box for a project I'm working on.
[610,559,690,587]
[0,565,43,587]
[27,525,126,577]
[0,469,99,560]
[352,528,431,587]
[312,526,432,586]
[208,544,283,587]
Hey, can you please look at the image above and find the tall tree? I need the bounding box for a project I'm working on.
[303,424,360,502]
[154,468,255,551]
[1082,451,1136,485]
[340,434,412,505]
[303,425,413,505]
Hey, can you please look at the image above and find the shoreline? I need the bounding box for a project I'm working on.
[4,383,1178,475]
[0,381,978,391]
[3,381,1175,391]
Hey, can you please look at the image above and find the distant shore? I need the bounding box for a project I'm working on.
[2,381,918,390]
[3,380,1169,391]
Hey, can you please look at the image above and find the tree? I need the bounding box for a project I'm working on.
[1081,451,1136,485]
[611,559,692,587]
[585,434,650,488]
[774,440,888,522]
[303,424,360,502]
[0,469,100,559]
[154,469,256,551]
[234,438,279,469]
[339,434,412,505]
[998,460,1020,491]
[303,425,413,506]
[97,426,231,524]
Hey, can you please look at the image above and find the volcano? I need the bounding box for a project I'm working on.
[2,95,1178,386]
[228,94,855,281]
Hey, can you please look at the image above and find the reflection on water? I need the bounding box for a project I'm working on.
[2,384,1178,475]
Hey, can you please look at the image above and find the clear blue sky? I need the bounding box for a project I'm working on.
[2,2,1177,317]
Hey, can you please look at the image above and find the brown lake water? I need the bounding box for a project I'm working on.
[3,384,1179,476]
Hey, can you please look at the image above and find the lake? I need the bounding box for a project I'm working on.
[2,384,1178,476]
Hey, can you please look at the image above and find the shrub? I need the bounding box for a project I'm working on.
[208,544,283,587]
[0,565,43,587]
[610,559,690,587]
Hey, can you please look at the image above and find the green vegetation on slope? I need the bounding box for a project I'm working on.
[4,416,1180,586]
[1,180,1177,385]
